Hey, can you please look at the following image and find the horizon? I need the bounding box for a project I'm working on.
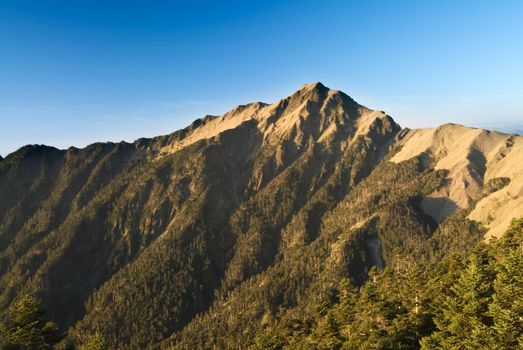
[1,0,523,156]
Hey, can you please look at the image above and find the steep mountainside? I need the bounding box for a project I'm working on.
[0,83,520,349]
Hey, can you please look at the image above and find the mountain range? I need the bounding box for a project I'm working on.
[0,82,521,349]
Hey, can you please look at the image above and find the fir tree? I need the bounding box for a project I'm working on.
[250,327,284,350]
[489,247,523,349]
[0,295,60,350]
[420,249,494,349]
[78,332,107,350]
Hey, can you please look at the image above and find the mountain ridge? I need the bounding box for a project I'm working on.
[392,122,523,238]
[4,84,519,240]
[4,83,519,162]
[0,82,521,349]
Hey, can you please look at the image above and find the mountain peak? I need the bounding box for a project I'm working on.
[301,81,328,91]
[153,82,400,156]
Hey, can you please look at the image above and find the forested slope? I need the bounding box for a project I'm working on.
[0,83,521,349]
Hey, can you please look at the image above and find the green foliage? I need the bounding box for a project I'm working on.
[251,327,285,350]
[421,248,495,349]
[489,247,523,349]
[421,218,523,350]
[77,333,107,350]
[247,218,523,350]
[0,295,59,350]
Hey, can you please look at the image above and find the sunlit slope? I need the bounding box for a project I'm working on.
[391,123,523,238]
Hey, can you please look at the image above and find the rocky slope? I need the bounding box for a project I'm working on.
[0,82,520,349]
[392,123,523,238]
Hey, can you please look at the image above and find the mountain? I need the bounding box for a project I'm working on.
[392,124,523,238]
[0,83,521,349]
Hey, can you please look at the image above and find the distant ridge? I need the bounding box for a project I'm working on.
[392,123,523,238]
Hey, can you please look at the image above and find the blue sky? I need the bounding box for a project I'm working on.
[1,0,522,156]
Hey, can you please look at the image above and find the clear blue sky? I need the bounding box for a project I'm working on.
[1,0,522,156]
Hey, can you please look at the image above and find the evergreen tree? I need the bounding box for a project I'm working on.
[0,295,60,350]
[313,311,342,350]
[489,247,523,349]
[250,327,284,350]
[78,333,107,350]
[420,249,494,349]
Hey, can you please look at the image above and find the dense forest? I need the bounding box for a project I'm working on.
[0,83,521,349]
[248,218,523,350]
[1,219,521,349]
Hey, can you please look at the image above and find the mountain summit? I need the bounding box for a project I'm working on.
[152,82,393,157]
[0,83,521,349]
